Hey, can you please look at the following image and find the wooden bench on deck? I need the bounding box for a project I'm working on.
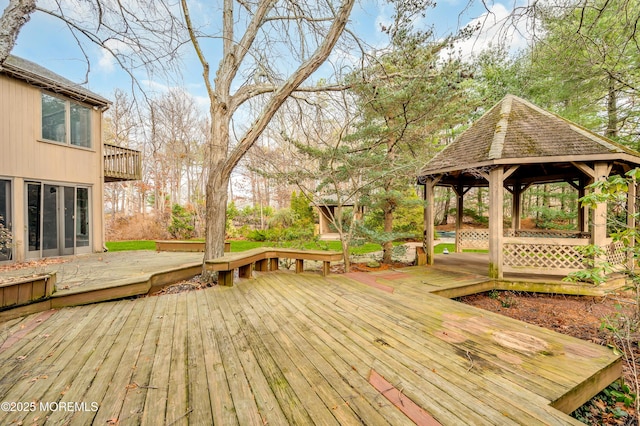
[204,247,343,286]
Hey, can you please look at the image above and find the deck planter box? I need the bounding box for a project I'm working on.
[0,273,55,309]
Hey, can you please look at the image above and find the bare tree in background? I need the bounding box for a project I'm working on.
[104,90,139,221]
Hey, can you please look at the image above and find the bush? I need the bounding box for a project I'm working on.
[247,229,268,242]
[268,208,298,229]
[105,213,169,241]
[168,204,196,240]
[0,215,11,252]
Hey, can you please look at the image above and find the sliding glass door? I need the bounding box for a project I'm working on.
[26,182,91,259]
[0,179,11,262]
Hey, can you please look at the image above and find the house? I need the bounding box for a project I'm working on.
[0,56,140,263]
[419,94,640,279]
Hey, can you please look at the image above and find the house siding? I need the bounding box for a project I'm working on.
[0,74,105,262]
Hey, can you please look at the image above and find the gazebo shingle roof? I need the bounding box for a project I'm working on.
[421,94,640,176]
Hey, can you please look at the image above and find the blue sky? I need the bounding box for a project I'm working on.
[7,0,524,102]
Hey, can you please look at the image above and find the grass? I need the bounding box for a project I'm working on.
[434,243,488,254]
[106,239,389,255]
[105,240,156,251]
[106,239,486,257]
[218,240,397,255]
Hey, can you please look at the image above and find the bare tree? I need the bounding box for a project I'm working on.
[104,90,139,221]
[179,0,356,265]
[150,89,207,206]
[0,0,35,63]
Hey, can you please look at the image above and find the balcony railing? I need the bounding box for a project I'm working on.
[104,143,142,182]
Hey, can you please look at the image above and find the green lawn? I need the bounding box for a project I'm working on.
[106,239,386,255]
[105,239,484,256]
[434,243,487,254]
[105,240,157,251]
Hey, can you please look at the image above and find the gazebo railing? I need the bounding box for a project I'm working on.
[506,229,591,239]
[455,228,626,276]
[503,237,589,275]
[457,229,592,251]
[606,241,627,266]
[457,229,491,250]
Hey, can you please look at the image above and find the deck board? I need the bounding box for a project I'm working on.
[117,293,168,424]
[166,293,190,426]
[203,288,264,425]
[319,276,583,424]
[195,288,238,425]
[268,274,520,425]
[238,278,396,425]
[0,304,109,413]
[218,286,319,424]
[328,274,610,410]
[42,301,136,425]
[185,291,214,425]
[141,293,178,426]
[15,302,125,425]
[234,282,360,425]
[91,295,158,425]
[0,268,618,425]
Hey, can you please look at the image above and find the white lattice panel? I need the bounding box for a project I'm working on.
[508,230,590,239]
[458,229,489,249]
[504,243,586,270]
[606,241,627,266]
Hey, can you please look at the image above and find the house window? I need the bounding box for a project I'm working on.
[41,93,92,148]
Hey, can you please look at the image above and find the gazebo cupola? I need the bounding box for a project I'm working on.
[419,94,640,279]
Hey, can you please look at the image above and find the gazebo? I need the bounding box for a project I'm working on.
[419,94,640,279]
[316,198,364,240]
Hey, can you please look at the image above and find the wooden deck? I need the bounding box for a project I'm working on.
[0,268,620,425]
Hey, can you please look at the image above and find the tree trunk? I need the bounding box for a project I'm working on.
[204,166,230,262]
[382,203,394,264]
[606,75,618,139]
[441,188,452,225]
[204,106,231,265]
[342,241,351,273]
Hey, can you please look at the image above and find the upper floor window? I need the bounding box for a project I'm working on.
[41,93,92,148]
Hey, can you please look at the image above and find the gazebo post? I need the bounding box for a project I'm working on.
[592,162,610,249]
[423,176,440,265]
[627,175,636,270]
[488,167,504,279]
[455,183,464,253]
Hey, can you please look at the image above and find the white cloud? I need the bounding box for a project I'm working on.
[454,2,530,59]
[97,39,133,73]
[141,79,172,92]
[98,49,115,73]
[374,3,394,33]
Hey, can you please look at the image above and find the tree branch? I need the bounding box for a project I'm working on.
[223,0,356,178]
[0,0,36,64]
